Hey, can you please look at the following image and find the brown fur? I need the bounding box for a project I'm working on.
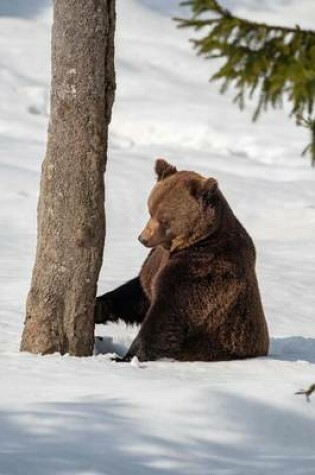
[95,158,269,361]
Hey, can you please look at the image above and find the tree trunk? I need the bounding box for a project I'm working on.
[20,0,115,356]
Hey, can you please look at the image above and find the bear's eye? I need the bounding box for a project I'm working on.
[159,218,169,228]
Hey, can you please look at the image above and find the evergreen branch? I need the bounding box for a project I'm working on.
[176,0,315,35]
[175,0,315,164]
[296,383,315,402]
[176,10,314,36]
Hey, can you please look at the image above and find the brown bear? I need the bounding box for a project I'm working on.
[94,159,269,362]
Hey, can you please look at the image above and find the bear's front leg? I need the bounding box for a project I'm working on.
[122,303,186,362]
[95,277,150,325]
[94,295,113,324]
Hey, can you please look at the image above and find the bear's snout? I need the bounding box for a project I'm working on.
[138,218,165,248]
[138,233,149,246]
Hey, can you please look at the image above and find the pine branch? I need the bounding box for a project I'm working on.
[175,0,315,164]
[177,1,314,35]
[296,383,315,402]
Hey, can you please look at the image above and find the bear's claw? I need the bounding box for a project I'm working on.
[111,354,133,363]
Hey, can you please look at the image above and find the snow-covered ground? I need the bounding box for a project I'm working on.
[1,1,315,473]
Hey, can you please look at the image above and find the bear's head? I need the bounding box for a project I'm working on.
[138,159,225,251]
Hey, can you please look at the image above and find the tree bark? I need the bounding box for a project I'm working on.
[20,0,115,356]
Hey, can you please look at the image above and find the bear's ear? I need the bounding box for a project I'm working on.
[190,177,218,206]
[155,159,177,181]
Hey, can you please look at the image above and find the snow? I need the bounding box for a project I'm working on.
[1,0,315,473]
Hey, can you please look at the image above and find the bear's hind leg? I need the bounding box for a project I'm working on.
[180,332,242,362]
[122,307,187,362]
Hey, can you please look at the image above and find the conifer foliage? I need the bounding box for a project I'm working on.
[176,0,315,164]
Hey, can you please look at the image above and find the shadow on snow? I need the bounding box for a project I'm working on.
[0,393,314,475]
[0,0,51,19]
[270,336,315,364]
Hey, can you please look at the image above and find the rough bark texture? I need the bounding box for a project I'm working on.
[20,0,115,356]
